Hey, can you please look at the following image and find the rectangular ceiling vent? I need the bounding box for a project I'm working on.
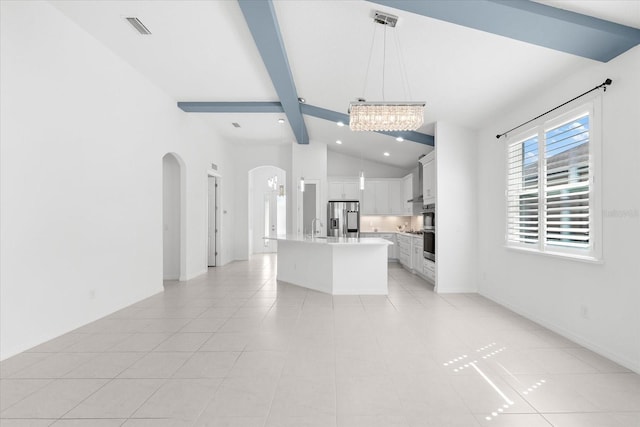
[125,17,152,35]
[232,122,241,128]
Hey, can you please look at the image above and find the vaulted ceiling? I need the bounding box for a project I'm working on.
[51,0,640,169]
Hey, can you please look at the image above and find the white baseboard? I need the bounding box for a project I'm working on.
[480,291,640,375]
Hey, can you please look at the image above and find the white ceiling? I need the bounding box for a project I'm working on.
[50,0,637,170]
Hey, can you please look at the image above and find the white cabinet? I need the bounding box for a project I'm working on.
[396,234,412,269]
[328,180,360,201]
[388,180,403,215]
[362,181,376,214]
[423,258,435,283]
[361,232,397,260]
[421,151,436,205]
[374,181,389,214]
[402,174,413,215]
[361,179,404,215]
[411,236,422,272]
[379,233,397,260]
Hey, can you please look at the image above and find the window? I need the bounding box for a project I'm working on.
[506,101,601,260]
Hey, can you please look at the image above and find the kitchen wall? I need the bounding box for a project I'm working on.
[476,46,640,372]
[328,150,411,178]
[361,216,422,232]
[434,122,478,294]
[0,1,234,359]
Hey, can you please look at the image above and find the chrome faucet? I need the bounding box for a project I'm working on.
[311,218,323,237]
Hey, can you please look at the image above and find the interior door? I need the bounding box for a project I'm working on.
[207,176,216,266]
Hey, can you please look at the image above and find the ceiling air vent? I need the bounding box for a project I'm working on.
[232,122,241,128]
[125,17,152,35]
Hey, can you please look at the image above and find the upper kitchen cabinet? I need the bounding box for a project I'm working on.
[421,151,436,205]
[361,179,404,215]
[402,173,413,215]
[328,179,359,201]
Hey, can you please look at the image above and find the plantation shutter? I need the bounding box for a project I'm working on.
[544,114,590,249]
[507,135,539,244]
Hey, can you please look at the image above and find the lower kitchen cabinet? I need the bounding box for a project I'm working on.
[396,234,412,269]
[411,236,422,272]
[423,258,435,283]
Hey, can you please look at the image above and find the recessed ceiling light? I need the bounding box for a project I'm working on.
[336,140,342,144]
[396,137,404,142]
[383,152,390,156]
[337,121,345,127]
[278,118,285,124]
[232,122,241,128]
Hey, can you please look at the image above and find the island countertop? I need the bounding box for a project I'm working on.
[265,235,393,246]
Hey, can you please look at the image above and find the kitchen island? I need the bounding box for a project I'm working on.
[267,236,392,295]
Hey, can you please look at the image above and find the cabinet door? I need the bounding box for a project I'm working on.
[388,180,403,214]
[362,181,376,214]
[343,181,360,200]
[374,181,389,214]
[424,154,436,204]
[402,175,413,214]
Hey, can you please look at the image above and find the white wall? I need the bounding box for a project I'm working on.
[476,46,640,372]
[249,165,286,254]
[434,122,478,293]
[292,142,328,236]
[0,1,234,359]
[232,144,291,260]
[328,150,411,178]
[162,154,182,280]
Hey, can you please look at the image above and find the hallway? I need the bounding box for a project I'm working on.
[1,255,638,426]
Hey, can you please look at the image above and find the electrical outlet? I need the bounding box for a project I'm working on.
[580,304,589,319]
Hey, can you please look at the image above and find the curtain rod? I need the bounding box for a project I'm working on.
[496,78,612,139]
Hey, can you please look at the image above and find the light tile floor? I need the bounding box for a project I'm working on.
[1,255,639,426]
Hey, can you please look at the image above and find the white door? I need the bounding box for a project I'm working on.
[207,176,217,267]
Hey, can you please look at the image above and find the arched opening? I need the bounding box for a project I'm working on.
[162,153,184,280]
[248,166,286,255]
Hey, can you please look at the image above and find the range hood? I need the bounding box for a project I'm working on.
[406,155,424,204]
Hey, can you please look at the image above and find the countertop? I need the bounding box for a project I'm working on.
[361,231,423,237]
[264,235,393,246]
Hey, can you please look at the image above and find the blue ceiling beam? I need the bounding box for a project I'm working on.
[176,101,434,146]
[301,104,434,146]
[238,0,308,144]
[367,0,640,62]
[177,101,284,113]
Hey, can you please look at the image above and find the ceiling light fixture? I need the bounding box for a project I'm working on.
[337,121,345,127]
[383,152,390,157]
[349,11,425,132]
[396,136,404,142]
[336,140,342,144]
[278,118,285,124]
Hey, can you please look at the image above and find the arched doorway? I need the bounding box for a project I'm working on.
[162,153,184,280]
[248,166,286,255]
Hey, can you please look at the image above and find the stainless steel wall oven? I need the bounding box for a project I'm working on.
[422,204,435,260]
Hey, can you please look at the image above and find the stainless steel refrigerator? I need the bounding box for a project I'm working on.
[327,200,360,238]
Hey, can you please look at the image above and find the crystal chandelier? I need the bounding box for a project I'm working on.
[349,101,425,132]
[349,11,425,132]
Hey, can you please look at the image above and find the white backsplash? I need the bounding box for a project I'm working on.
[361,215,423,232]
